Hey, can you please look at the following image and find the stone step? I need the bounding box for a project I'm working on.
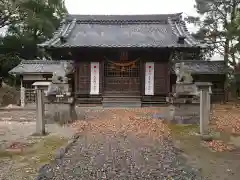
[103,95,140,98]
[76,97,102,104]
[103,97,141,102]
[102,101,142,108]
[142,96,167,102]
[142,101,167,104]
[102,95,141,107]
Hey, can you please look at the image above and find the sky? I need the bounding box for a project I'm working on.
[65,0,197,16]
[0,0,198,37]
[65,0,198,32]
[1,0,198,35]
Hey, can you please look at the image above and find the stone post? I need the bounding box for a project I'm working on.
[207,89,211,113]
[196,82,212,136]
[20,87,25,107]
[36,88,45,135]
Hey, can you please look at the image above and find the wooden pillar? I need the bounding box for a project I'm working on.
[101,60,104,95]
[140,60,144,96]
[74,62,78,98]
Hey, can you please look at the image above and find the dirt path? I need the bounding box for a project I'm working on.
[37,108,202,180]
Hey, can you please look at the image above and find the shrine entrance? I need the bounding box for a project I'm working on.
[104,52,141,95]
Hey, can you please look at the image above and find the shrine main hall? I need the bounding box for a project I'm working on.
[10,13,227,107]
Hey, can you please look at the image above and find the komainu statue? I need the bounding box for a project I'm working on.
[46,72,61,97]
[174,62,193,84]
[45,61,77,124]
[46,61,73,101]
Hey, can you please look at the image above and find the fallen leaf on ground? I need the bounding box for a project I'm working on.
[211,103,240,135]
[203,140,235,152]
[71,108,170,142]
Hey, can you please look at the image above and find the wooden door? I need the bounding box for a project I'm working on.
[104,60,140,94]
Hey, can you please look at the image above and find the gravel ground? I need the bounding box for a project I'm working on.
[0,107,76,180]
[36,108,203,180]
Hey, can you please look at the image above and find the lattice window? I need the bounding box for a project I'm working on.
[104,60,140,77]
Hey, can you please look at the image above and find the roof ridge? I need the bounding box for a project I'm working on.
[174,60,225,63]
[178,20,203,47]
[64,13,183,23]
[38,22,67,47]
[66,13,182,16]
[167,16,203,47]
[61,18,77,41]
[20,60,71,64]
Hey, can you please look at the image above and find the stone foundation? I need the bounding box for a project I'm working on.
[47,103,77,124]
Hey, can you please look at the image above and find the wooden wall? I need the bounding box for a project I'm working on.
[74,61,90,95]
[72,48,171,104]
[154,62,170,95]
[193,74,226,102]
[74,61,104,98]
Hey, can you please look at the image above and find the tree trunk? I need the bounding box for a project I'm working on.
[223,39,230,102]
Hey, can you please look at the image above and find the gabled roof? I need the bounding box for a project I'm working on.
[171,60,227,74]
[38,13,204,48]
[9,60,74,75]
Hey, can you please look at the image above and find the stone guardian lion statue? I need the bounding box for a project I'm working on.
[174,62,193,84]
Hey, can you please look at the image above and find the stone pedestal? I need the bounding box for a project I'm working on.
[52,103,77,124]
[167,103,200,124]
[46,97,77,125]
[175,83,198,96]
[166,82,200,124]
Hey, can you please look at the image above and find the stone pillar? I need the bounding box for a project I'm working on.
[20,87,25,107]
[207,90,211,113]
[36,89,45,135]
[196,82,212,136]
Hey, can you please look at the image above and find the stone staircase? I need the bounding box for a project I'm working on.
[102,95,141,108]
[141,95,167,106]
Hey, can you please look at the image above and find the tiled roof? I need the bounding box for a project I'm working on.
[171,60,227,74]
[9,60,74,75]
[38,13,204,48]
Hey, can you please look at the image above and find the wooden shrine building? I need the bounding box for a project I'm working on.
[9,60,73,89]
[37,13,227,107]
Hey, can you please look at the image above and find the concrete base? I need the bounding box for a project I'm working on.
[166,104,200,124]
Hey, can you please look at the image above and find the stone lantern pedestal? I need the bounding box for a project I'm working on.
[166,83,200,124]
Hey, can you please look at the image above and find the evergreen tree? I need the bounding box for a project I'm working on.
[186,0,240,67]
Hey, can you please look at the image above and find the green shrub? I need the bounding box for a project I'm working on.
[0,84,20,106]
